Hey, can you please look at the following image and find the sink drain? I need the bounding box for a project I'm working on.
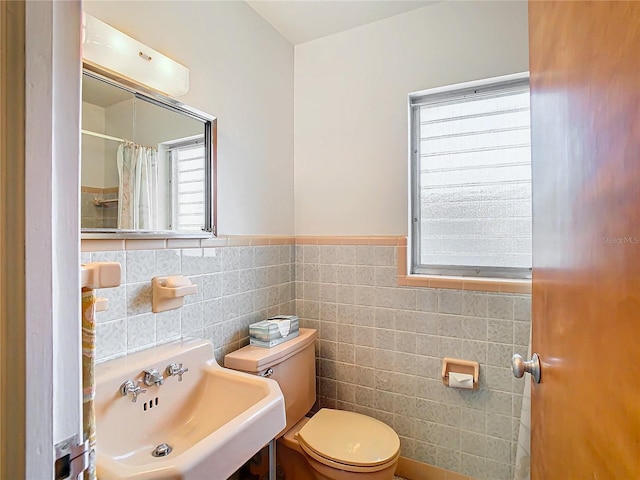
[151,443,173,458]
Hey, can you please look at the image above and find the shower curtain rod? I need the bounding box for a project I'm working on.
[81,129,126,143]
[81,129,157,151]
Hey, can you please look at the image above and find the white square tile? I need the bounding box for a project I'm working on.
[156,249,181,276]
[126,250,155,284]
[127,313,156,351]
[181,248,203,276]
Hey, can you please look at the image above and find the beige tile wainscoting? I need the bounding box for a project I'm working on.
[294,236,530,480]
[82,235,531,480]
[82,236,296,364]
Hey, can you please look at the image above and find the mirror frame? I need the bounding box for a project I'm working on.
[81,64,217,239]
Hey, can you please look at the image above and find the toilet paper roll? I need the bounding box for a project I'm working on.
[448,372,474,389]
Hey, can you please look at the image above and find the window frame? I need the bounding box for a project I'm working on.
[409,73,532,280]
[164,136,207,232]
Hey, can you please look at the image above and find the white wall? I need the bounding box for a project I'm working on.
[102,98,134,188]
[24,1,82,476]
[83,1,295,235]
[294,1,529,235]
[81,101,107,188]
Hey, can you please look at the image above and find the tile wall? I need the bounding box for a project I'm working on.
[81,187,118,229]
[294,243,531,480]
[85,238,531,480]
[83,244,295,364]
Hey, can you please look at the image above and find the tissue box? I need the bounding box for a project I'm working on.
[249,315,299,348]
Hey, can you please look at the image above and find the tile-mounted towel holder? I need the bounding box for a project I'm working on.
[442,357,480,390]
[152,276,198,313]
[81,262,122,289]
[95,297,109,312]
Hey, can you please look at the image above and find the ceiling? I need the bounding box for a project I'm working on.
[246,0,438,45]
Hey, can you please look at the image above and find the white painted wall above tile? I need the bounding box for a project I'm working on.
[83,1,295,235]
[294,1,529,235]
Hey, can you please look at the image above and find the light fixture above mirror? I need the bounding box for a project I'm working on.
[82,12,190,97]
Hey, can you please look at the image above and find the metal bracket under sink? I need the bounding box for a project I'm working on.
[54,434,89,480]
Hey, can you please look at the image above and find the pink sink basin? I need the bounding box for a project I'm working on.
[95,339,285,479]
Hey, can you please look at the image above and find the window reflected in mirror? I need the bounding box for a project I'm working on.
[80,70,215,236]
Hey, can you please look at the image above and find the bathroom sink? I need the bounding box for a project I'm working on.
[95,339,285,479]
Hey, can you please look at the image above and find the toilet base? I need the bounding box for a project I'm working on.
[302,451,399,480]
[277,436,315,480]
[276,417,399,480]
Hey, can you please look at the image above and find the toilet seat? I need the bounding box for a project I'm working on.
[296,409,400,473]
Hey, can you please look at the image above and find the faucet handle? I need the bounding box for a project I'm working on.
[165,362,189,382]
[120,380,147,403]
[143,369,164,387]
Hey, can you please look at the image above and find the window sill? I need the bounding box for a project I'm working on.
[395,243,531,293]
[396,274,531,294]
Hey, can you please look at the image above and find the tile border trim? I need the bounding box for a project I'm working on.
[297,236,531,294]
[81,235,296,252]
[81,235,532,293]
[81,186,118,194]
[295,235,404,246]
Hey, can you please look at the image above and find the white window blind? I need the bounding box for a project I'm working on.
[411,77,532,277]
[170,140,206,232]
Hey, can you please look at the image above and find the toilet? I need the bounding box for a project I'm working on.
[224,328,401,480]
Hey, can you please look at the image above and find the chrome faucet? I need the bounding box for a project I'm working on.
[165,362,189,382]
[120,380,147,403]
[143,369,164,387]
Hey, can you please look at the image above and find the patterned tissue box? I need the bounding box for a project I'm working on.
[249,315,300,348]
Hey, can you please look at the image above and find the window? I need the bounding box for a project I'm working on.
[166,137,207,232]
[410,74,532,279]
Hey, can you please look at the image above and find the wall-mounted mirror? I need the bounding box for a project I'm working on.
[81,69,216,238]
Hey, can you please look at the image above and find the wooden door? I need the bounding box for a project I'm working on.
[1,2,27,476]
[529,1,640,478]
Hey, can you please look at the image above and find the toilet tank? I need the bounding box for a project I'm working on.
[224,328,317,436]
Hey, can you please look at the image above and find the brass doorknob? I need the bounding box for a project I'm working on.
[512,353,541,383]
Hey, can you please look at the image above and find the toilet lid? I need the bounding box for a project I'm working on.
[296,409,400,467]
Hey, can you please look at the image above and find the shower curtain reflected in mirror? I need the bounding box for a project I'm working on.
[117,142,158,230]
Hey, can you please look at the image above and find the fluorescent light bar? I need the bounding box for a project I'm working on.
[82,12,190,97]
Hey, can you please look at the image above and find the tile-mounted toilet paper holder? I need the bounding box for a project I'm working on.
[152,275,198,313]
[442,358,480,390]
